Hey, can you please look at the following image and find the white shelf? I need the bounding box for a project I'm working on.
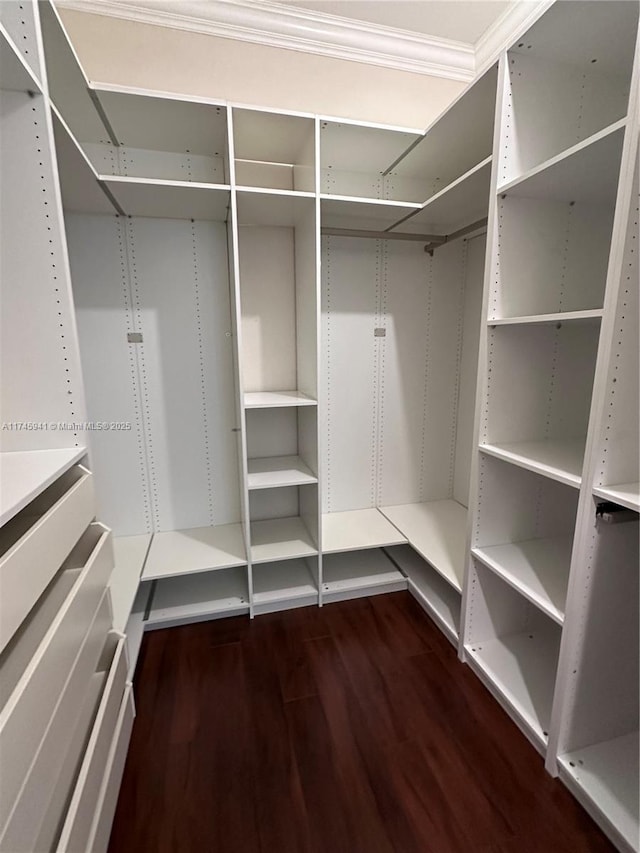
[244,390,317,408]
[110,533,152,633]
[480,440,584,488]
[0,447,86,527]
[559,731,639,853]
[380,499,467,592]
[320,194,421,230]
[498,120,625,205]
[389,545,461,643]
[322,508,406,553]
[147,566,249,628]
[252,558,318,611]
[489,309,603,327]
[322,549,407,602]
[472,536,572,625]
[466,624,561,749]
[1,26,42,93]
[247,455,317,490]
[593,483,640,514]
[101,176,231,220]
[142,523,247,581]
[390,157,492,235]
[250,516,317,563]
[236,188,315,226]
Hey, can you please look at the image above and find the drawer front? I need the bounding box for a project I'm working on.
[55,637,128,853]
[0,595,113,852]
[0,467,96,653]
[0,529,113,827]
[88,684,135,853]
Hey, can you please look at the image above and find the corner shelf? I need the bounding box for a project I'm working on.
[320,194,421,230]
[387,544,461,643]
[389,156,492,235]
[593,484,640,514]
[558,731,639,853]
[0,448,87,527]
[472,536,572,625]
[142,524,247,581]
[322,549,407,603]
[250,516,317,564]
[380,499,467,592]
[252,558,318,614]
[247,455,317,490]
[110,533,152,633]
[244,391,317,409]
[321,508,406,554]
[480,440,584,488]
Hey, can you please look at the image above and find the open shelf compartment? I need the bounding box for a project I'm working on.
[146,565,250,629]
[472,455,578,624]
[233,107,315,192]
[246,406,318,491]
[249,484,319,564]
[252,557,319,614]
[465,558,562,753]
[480,321,600,486]
[322,548,407,604]
[500,1,638,184]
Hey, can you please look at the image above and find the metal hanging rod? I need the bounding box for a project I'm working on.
[320,217,488,251]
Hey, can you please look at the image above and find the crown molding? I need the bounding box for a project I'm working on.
[55,0,476,80]
[475,0,553,73]
[55,0,554,82]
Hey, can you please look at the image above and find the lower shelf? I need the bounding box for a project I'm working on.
[386,545,460,644]
[252,558,318,614]
[380,499,467,591]
[146,566,250,629]
[465,624,561,751]
[593,482,640,513]
[142,524,247,581]
[559,731,639,853]
[322,549,407,603]
[322,508,406,553]
[250,516,317,563]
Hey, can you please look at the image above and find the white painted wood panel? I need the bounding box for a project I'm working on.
[0,0,42,83]
[110,534,152,632]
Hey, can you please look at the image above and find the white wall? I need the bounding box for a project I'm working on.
[58,9,465,127]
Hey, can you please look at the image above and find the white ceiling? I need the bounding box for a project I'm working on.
[271,1,514,44]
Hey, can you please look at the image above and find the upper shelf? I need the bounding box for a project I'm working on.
[389,157,491,235]
[321,195,421,231]
[498,120,625,206]
[236,189,315,227]
[0,448,86,527]
[102,176,231,221]
[244,391,317,409]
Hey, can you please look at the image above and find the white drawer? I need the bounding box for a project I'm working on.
[55,635,128,853]
[0,464,96,653]
[85,684,135,853]
[0,525,113,829]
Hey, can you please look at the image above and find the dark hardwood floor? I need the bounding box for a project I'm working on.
[109,593,613,853]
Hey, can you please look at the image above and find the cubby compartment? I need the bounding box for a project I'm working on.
[322,548,406,603]
[481,321,600,486]
[556,508,638,852]
[465,559,562,751]
[473,455,578,623]
[492,195,615,321]
[500,0,638,184]
[146,566,250,629]
[246,407,318,490]
[320,119,420,201]
[233,108,315,192]
[593,161,639,512]
[249,485,318,564]
[252,557,319,614]
[386,544,461,644]
[237,192,318,405]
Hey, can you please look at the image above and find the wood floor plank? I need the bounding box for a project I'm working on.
[108,594,615,853]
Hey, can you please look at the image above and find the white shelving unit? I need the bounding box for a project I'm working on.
[8,3,635,848]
